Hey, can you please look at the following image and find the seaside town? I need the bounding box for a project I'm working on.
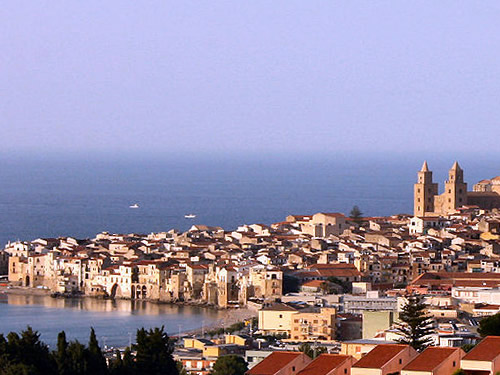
[3,161,500,375]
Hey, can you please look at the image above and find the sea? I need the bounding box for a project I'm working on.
[0,294,224,348]
[0,151,498,346]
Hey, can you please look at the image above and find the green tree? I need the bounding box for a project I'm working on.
[451,370,466,375]
[395,295,434,352]
[177,361,188,375]
[109,350,123,375]
[16,327,56,374]
[0,327,56,375]
[134,326,178,375]
[54,331,72,375]
[349,205,363,225]
[66,340,87,375]
[298,343,327,359]
[211,355,247,375]
[109,347,135,375]
[122,347,135,374]
[326,276,351,293]
[87,328,108,375]
[461,343,475,353]
[478,312,500,336]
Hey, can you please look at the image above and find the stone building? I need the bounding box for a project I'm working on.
[290,307,336,341]
[414,161,500,217]
[297,213,347,237]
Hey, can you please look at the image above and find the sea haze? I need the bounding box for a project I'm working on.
[0,152,498,247]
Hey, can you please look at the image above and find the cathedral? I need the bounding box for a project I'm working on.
[414,161,500,216]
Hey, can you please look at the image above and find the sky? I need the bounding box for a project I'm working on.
[1,1,500,157]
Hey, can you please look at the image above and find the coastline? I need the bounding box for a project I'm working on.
[0,285,257,338]
[179,307,257,337]
[1,285,51,296]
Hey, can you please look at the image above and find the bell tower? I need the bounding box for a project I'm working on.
[414,161,438,216]
[443,161,467,213]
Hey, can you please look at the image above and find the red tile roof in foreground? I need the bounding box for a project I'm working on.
[463,336,500,361]
[403,347,459,372]
[297,354,350,375]
[247,352,303,375]
[353,344,408,369]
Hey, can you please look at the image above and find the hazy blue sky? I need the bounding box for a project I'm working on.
[2,1,500,157]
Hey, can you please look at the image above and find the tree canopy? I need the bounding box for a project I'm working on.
[134,326,178,375]
[395,294,434,352]
[211,355,248,375]
[0,326,179,375]
[478,312,500,337]
[349,205,363,224]
[298,343,328,359]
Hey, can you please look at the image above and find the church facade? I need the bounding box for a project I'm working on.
[414,161,500,216]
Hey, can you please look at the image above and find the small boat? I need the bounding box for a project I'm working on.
[129,203,139,209]
[184,214,196,219]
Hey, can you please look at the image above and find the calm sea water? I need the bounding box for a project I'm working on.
[0,153,498,247]
[0,294,224,348]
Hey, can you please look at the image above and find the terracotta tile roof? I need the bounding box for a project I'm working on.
[353,344,408,368]
[297,354,350,375]
[403,347,459,372]
[353,344,408,369]
[463,336,500,361]
[247,352,302,375]
[302,280,325,288]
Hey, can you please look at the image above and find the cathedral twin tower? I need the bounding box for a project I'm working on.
[414,161,467,217]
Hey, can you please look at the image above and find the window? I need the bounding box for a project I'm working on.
[279,314,283,318]
[399,359,402,364]
[292,367,295,372]
[453,361,456,367]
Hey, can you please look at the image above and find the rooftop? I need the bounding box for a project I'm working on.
[297,354,350,375]
[353,344,408,369]
[403,347,459,372]
[463,336,500,361]
[246,352,303,375]
[260,303,297,312]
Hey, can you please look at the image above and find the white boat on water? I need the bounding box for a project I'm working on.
[129,203,139,209]
[184,214,196,219]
